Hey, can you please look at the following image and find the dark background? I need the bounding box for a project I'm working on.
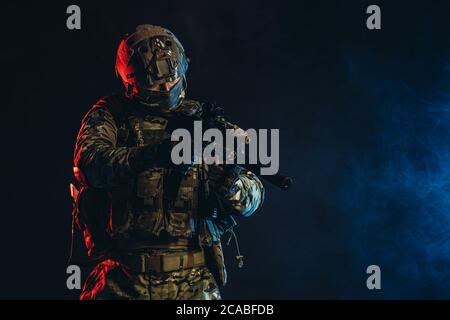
[2,0,450,299]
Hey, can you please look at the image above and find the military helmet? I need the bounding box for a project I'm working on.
[115,24,188,108]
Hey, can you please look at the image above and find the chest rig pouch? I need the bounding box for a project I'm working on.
[113,113,199,240]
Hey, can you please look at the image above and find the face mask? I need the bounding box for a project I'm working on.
[136,77,186,111]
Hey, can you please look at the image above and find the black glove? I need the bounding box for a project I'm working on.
[207,164,228,191]
[131,139,174,172]
[208,164,242,196]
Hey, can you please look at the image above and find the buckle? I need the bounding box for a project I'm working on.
[161,254,182,272]
[127,250,205,274]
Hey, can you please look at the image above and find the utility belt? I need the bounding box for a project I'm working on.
[114,237,193,252]
[115,249,206,274]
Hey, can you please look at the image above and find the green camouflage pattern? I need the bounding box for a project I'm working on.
[80,259,221,300]
[74,96,264,243]
[73,95,265,300]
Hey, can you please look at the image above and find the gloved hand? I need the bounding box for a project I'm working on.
[155,138,176,166]
[131,138,175,172]
[207,164,228,191]
[208,164,242,198]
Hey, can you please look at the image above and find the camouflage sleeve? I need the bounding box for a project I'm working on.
[215,167,265,217]
[74,105,153,188]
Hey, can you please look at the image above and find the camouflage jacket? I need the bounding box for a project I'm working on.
[73,94,264,256]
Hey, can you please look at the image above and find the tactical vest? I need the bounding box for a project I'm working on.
[72,95,236,285]
[110,110,200,242]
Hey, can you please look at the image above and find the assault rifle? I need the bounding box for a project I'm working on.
[167,102,292,192]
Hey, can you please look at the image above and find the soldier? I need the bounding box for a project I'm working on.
[71,24,265,300]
